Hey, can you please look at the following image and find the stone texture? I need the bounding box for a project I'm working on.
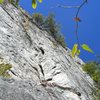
[0,4,94,100]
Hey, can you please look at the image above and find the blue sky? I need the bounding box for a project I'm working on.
[19,0,100,62]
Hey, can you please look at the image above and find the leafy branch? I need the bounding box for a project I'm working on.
[32,0,42,9]
[56,0,93,57]
[73,0,94,57]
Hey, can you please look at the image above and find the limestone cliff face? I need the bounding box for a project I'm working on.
[0,4,94,100]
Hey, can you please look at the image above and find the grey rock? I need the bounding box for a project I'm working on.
[0,4,94,100]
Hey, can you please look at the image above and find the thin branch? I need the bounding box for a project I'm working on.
[53,0,88,50]
[76,0,88,17]
[75,21,80,47]
[75,0,88,48]
[55,4,80,9]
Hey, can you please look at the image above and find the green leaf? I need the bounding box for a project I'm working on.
[32,0,37,9]
[81,44,93,53]
[71,44,78,57]
[38,0,42,3]
[76,49,81,56]
[0,0,4,4]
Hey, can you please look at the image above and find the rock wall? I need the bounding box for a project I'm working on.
[0,4,94,100]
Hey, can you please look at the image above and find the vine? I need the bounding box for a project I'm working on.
[55,0,93,57]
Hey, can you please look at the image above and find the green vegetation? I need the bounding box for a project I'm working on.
[82,61,100,100]
[33,13,44,26]
[0,63,12,78]
[54,33,66,48]
[0,0,40,8]
[0,0,4,4]
[44,14,59,35]
[0,0,19,7]
[32,0,42,9]
[33,13,66,48]
[71,43,93,58]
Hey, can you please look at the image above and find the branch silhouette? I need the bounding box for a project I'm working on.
[54,0,88,49]
[75,0,88,48]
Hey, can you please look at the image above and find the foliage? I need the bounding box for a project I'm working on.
[33,13,66,48]
[0,0,4,4]
[44,14,66,47]
[32,0,42,9]
[0,0,42,8]
[71,44,93,58]
[83,62,97,75]
[82,62,100,100]
[81,44,93,53]
[44,14,58,34]
[54,34,66,48]
[71,44,78,57]
[0,0,19,7]
[0,63,12,78]
[33,13,44,26]
[94,89,100,100]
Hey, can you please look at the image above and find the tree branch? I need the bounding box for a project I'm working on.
[75,0,88,48]
[55,0,88,49]
[55,4,80,9]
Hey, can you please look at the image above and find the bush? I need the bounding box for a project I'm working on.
[92,70,100,84]
[93,89,100,100]
[82,61,100,100]
[44,14,60,35]
[33,13,66,48]
[82,62,97,75]
[0,63,12,78]
[33,13,45,26]
[55,33,66,47]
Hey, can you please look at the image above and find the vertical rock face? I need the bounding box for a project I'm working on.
[0,4,94,100]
